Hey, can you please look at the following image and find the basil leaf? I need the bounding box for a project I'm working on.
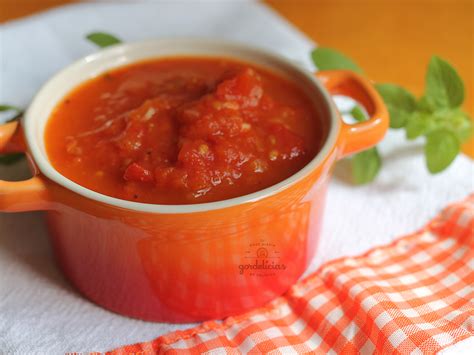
[405,112,431,140]
[375,83,416,128]
[416,96,433,113]
[433,108,473,143]
[0,105,21,112]
[453,114,473,142]
[0,153,24,165]
[311,47,363,73]
[425,56,464,109]
[0,105,24,165]
[351,147,381,184]
[0,104,23,122]
[405,107,471,142]
[350,105,367,122]
[425,129,460,173]
[86,32,122,48]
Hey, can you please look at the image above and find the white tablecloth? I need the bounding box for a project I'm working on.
[0,1,472,353]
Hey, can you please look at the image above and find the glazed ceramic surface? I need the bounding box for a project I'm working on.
[0,39,388,322]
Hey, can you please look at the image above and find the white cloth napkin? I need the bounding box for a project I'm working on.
[0,1,472,353]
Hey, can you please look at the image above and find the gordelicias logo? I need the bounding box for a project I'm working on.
[238,239,286,276]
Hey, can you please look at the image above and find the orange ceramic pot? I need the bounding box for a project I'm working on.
[0,40,388,322]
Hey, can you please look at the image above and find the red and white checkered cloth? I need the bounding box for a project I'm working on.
[111,195,474,354]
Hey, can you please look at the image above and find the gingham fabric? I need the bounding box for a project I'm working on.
[111,195,474,354]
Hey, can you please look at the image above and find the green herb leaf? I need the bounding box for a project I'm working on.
[0,105,21,112]
[0,104,23,122]
[416,96,433,113]
[0,153,24,165]
[351,147,382,184]
[416,108,473,143]
[86,32,122,48]
[432,108,473,143]
[350,105,367,122]
[311,47,363,73]
[425,56,464,109]
[424,129,460,173]
[0,105,24,165]
[375,83,416,128]
[453,113,473,142]
[405,111,432,140]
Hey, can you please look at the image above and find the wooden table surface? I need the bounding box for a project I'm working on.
[1,0,473,156]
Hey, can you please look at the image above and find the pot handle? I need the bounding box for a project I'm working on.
[316,70,389,159]
[0,121,49,212]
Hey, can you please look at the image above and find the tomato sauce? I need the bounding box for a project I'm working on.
[45,57,325,204]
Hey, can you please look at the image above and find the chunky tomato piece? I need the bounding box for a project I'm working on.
[46,57,324,204]
[215,68,263,108]
[123,163,154,183]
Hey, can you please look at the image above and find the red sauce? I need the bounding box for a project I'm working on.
[45,57,325,204]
